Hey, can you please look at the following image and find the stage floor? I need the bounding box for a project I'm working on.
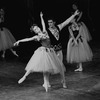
[0,46,100,100]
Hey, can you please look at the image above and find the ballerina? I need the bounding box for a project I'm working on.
[0,8,18,58]
[14,12,67,92]
[66,17,93,72]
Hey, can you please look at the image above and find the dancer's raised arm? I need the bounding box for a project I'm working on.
[77,11,82,22]
[40,12,46,32]
[58,10,79,30]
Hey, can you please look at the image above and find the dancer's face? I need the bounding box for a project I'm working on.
[48,20,55,27]
[72,4,78,10]
[31,25,41,34]
[71,20,78,30]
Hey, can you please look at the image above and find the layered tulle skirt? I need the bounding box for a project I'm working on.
[0,27,16,51]
[66,37,93,63]
[25,46,66,74]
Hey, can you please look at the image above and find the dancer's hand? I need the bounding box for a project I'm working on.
[14,41,20,46]
[40,12,43,17]
[74,40,78,45]
[74,10,79,16]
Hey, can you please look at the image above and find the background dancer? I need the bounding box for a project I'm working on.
[66,17,93,72]
[0,8,18,58]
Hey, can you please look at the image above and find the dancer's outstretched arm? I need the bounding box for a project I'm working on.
[14,35,39,46]
[58,10,79,31]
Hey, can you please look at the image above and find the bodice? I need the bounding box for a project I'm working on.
[73,30,79,38]
[40,38,51,48]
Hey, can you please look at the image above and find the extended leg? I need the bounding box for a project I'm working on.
[18,70,31,84]
[10,48,19,57]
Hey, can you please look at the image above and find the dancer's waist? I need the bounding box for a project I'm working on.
[39,46,54,52]
[52,43,62,52]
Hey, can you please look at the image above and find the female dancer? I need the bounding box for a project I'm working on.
[66,17,93,72]
[14,12,66,92]
[0,8,18,58]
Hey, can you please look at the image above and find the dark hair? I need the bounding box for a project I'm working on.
[30,24,38,32]
[32,24,38,27]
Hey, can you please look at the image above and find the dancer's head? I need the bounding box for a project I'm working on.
[72,3,78,11]
[0,8,4,15]
[48,19,56,28]
[30,24,41,34]
[70,18,79,29]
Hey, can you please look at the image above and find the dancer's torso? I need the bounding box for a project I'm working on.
[48,26,62,51]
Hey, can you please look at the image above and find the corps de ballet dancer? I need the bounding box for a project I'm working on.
[0,8,18,58]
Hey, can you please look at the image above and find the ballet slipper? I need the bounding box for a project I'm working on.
[74,66,83,72]
[61,80,67,88]
[42,83,48,92]
[43,83,51,88]
[18,76,26,84]
[63,83,67,88]
[13,51,19,57]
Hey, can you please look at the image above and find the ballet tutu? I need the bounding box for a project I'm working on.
[25,46,66,74]
[66,37,93,63]
[0,27,16,51]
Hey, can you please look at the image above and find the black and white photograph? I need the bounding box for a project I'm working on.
[0,0,100,100]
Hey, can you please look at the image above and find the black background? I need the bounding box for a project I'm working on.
[0,0,99,60]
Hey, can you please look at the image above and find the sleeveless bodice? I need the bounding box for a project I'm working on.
[73,30,79,38]
[40,38,51,48]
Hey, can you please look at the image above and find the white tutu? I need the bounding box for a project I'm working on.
[0,27,16,51]
[67,37,93,63]
[25,46,66,74]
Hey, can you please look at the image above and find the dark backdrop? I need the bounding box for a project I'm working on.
[0,0,99,61]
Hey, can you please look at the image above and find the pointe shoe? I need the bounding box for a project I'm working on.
[74,67,83,72]
[1,54,5,58]
[18,77,26,84]
[13,51,19,57]
[42,83,48,92]
[48,84,51,88]
[61,80,67,88]
[47,82,51,88]
[43,83,51,88]
[62,83,67,88]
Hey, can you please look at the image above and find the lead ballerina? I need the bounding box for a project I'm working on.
[14,12,66,92]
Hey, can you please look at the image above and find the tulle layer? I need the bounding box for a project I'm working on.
[0,27,16,51]
[67,38,93,63]
[25,46,66,74]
